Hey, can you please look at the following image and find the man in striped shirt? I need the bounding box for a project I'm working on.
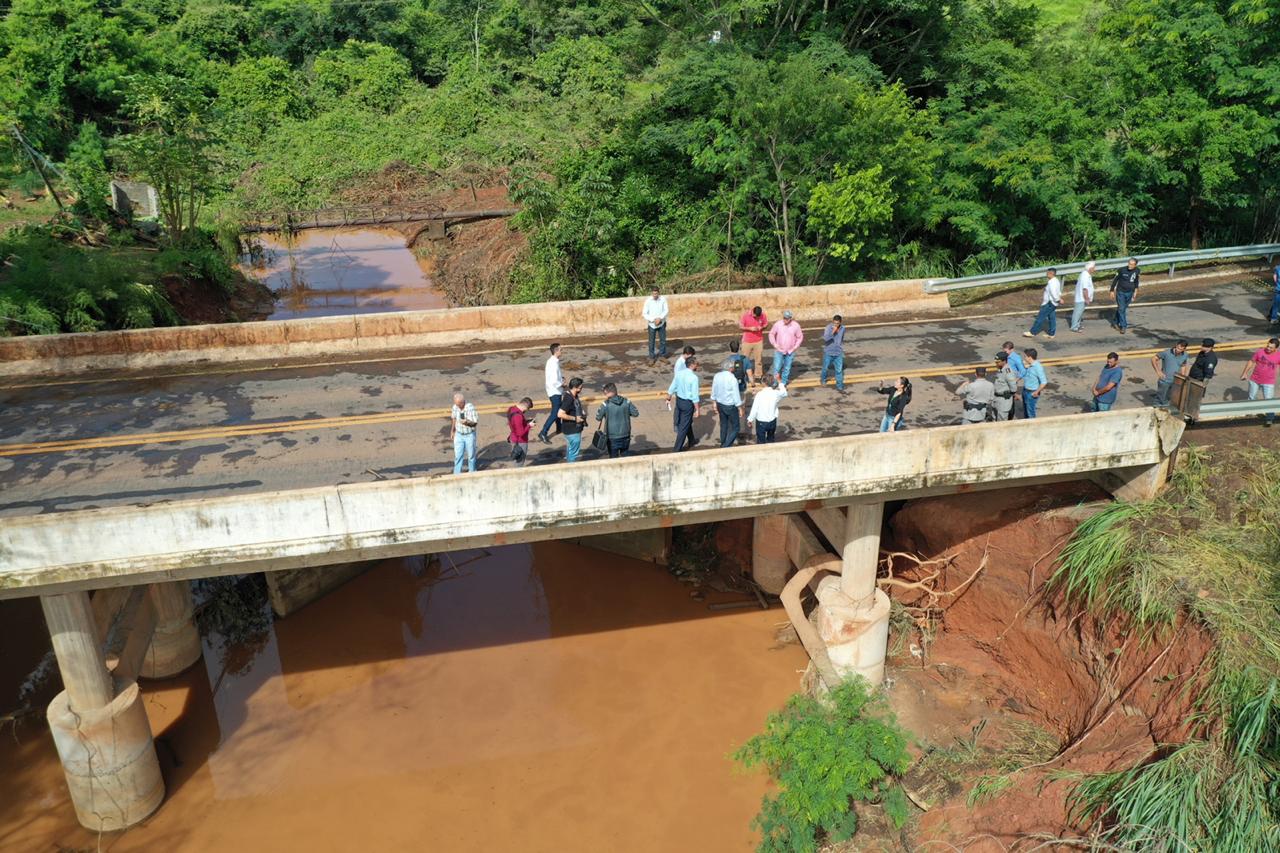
[451,392,479,473]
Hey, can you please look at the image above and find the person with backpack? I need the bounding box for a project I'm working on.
[820,314,847,391]
[506,397,534,464]
[595,383,640,457]
[557,377,588,462]
[727,339,753,395]
[876,377,911,432]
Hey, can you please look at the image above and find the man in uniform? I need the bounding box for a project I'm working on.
[992,352,1019,421]
[956,367,996,424]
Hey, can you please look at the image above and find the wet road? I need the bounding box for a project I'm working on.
[1,282,1274,518]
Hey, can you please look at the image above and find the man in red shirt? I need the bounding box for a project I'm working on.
[1241,337,1280,426]
[507,397,534,463]
[738,305,768,386]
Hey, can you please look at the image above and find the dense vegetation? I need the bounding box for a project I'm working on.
[2,0,1278,320]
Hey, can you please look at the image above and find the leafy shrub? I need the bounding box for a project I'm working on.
[734,678,911,852]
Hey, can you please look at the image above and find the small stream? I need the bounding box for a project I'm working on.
[241,227,447,320]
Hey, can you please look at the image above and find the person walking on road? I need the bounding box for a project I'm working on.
[1070,261,1095,332]
[595,382,640,456]
[1270,262,1280,325]
[727,339,753,395]
[1025,269,1063,339]
[451,392,479,474]
[506,397,533,464]
[957,367,996,423]
[667,355,701,452]
[1189,339,1219,387]
[642,286,669,365]
[747,374,787,444]
[769,311,804,384]
[1110,258,1140,333]
[711,357,745,448]
[820,315,847,391]
[537,342,564,443]
[1091,352,1123,412]
[739,305,768,385]
[1151,340,1189,407]
[876,377,911,432]
[992,352,1019,421]
[1021,348,1047,418]
[557,377,587,462]
[1241,337,1280,426]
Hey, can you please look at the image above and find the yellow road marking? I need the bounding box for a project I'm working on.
[0,336,1265,458]
[0,297,1214,390]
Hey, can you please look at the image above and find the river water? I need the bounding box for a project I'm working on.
[0,542,805,851]
[242,228,447,320]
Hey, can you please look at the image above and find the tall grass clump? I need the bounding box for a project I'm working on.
[1049,444,1280,848]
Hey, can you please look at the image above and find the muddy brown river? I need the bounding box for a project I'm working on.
[0,542,805,851]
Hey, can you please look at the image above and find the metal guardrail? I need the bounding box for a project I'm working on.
[924,244,1280,294]
[1176,398,1280,423]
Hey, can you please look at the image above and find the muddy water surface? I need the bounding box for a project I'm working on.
[0,542,805,852]
[242,227,446,320]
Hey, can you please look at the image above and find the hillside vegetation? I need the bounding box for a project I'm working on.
[1,0,1278,323]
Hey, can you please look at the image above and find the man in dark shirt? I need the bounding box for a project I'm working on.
[1189,339,1218,383]
[1109,258,1140,334]
[557,377,587,462]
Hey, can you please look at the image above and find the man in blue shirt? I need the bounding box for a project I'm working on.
[1270,263,1280,325]
[1021,348,1047,418]
[820,314,847,391]
[666,355,701,452]
[1091,352,1123,412]
[1001,341,1027,378]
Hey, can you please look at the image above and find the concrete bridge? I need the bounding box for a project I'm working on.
[4,267,1266,833]
[240,203,520,242]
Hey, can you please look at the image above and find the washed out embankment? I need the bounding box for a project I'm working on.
[0,278,942,379]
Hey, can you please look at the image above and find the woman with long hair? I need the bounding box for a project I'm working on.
[877,376,911,432]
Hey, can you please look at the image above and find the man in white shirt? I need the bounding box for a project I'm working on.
[747,375,788,444]
[450,392,479,474]
[1070,261,1095,332]
[642,286,669,365]
[536,342,564,443]
[710,358,745,447]
[1024,268,1062,339]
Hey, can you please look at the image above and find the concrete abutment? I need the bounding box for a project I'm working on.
[141,581,201,678]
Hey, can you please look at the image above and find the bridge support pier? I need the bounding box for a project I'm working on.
[40,592,164,830]
[141,581,201,679]
[809,502,890,687]
[751,513,791,594]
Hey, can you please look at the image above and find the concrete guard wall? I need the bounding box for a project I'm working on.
[0,279,941,378]
[0,409,1183,599]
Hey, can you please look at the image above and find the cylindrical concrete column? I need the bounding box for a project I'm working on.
[47,682,164,830]
[752,513,791,594]
[40,592,113,712]
[840,502,884,608]
[142,581,201,679]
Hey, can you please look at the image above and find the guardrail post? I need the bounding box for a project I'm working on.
[1168,262,1176,279]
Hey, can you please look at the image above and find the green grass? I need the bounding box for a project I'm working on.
[1035,0,1093,27]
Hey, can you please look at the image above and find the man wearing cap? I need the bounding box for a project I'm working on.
[1189,339,1218,385]
[768,310,804,384]
[1110,257,1140,334]
[1070,261,1095,332]
[992,352,1019,420]
[957,367,996,424]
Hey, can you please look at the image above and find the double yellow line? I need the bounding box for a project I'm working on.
[0,338,1264,459]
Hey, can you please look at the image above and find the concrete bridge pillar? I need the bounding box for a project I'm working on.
[751,513,791,594]
[815,503,891,687]
[141,580,201,678]
[40,591,164,830]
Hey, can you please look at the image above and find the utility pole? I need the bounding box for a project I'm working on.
[8,125,65,210]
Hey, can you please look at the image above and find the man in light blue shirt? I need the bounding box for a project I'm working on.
[1021,347,1047,418]
[1002,341,1026,378]
[666,356,701,452]
[710,358,745,447]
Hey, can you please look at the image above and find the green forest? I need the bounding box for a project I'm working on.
[2,0,1279,327]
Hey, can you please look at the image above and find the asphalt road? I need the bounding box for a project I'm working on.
[1,281,1275,518]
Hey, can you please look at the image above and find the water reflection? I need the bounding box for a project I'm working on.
[242,228,447,320]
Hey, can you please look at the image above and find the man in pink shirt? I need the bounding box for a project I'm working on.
[768,310,804,384]
[1241,336,1280,426]
[738,305,768,385]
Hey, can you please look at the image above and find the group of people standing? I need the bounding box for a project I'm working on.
[1025,257,1143,339]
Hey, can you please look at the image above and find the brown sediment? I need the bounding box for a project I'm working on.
[0,541,805,852]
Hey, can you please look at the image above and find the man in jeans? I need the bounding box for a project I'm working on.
[820,314,846,391]
[537,342,564,443]
[1270,262,1280,325]
[1110,257,1140,333]
[557,377,587,462]
[710,357,744,447]
[1241,337,1280,426]
[1091,352,1123,412]
[727,339,753,395]
[1021,348,1047,418]
[1070,261,1095,332]
[450,392,479,474]
[738,305,768,385]
[1025,268,1062,339]
[666,355,701,452]
[642,286,669,365]
[595,382,640,456]
[768,310,804,384]
[1150,340,1189,407]
[747,375,787,443]
[506,397,534,464]
[992,352,1019,421]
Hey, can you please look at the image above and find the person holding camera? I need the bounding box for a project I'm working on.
[557,377,588,462]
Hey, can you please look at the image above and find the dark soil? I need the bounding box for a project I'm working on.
[162,270,274,325]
